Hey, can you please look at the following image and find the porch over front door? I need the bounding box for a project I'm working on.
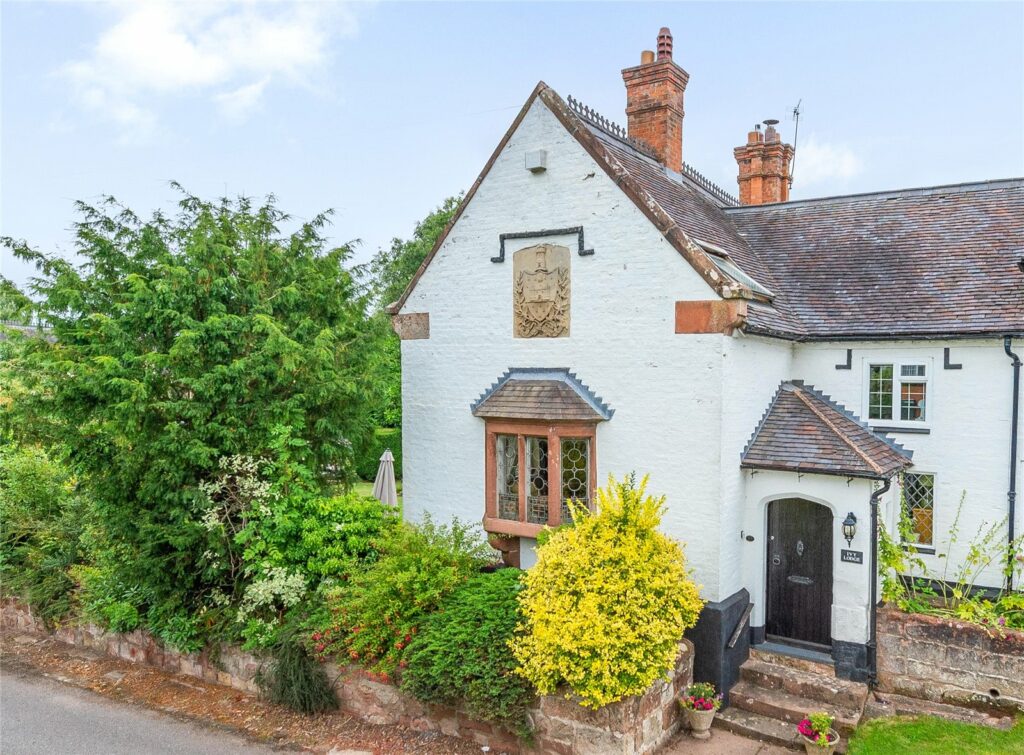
[766,498,834,650]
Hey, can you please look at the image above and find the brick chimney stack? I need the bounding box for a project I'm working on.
[621,27,689,173]
[734,121,795,205]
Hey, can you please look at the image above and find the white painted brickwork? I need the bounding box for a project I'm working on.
[792,340,1020,591]
[398,96,1022,627]
[399,98,730,597]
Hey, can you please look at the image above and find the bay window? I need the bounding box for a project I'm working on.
[484,421,596,537]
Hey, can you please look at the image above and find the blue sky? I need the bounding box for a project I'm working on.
[2,1,1022,290]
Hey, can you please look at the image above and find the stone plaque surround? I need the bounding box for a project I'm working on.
[513,243,570,338]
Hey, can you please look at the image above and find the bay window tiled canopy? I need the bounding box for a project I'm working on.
[472,369,612,537]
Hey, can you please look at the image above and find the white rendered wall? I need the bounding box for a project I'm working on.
[741,471,880,644]
[717,335,794,599]
[791,340,1020,589]
[399,97,733,599]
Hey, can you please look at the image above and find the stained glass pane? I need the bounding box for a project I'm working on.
[526,437,548,524]
[869,364,894,420]
[903,473,934,546]
[561,438,589,524]
[496,435,519,520]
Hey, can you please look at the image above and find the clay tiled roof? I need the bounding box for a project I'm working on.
[390,83,1023,340]
[471,368,613,422]
[728,181,1024,340]
[741,381,913,479]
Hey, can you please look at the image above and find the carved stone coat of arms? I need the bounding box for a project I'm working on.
[513,243,570,338]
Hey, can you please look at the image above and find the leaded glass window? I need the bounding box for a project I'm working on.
[526,437,549,524]
[560,438,590,523]
[902,472,934,546]
[485,424,595,530]
[496,434,519,520]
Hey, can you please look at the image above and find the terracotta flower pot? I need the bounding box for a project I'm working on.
[801,729,840,755]
[684,707,716,739]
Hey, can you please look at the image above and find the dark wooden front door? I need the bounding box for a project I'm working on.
[766,498,833,649]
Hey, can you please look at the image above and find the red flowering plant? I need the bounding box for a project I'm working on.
[678,682,723,711]
[797,712,836,747]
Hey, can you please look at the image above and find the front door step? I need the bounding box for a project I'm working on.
[714,707,802,750]
[715,654,869,753]
[750,646,835,678]
[740,659,868,710]
[729,681,862,737]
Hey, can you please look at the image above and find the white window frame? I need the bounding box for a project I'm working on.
[863,358,932,428]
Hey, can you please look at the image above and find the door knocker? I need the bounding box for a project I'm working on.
[796,540,805,557]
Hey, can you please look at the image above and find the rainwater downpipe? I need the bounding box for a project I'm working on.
[867,476,892,689]
[1005,336,1020,592]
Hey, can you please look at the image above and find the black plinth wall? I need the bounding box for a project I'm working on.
[684,588,751,703]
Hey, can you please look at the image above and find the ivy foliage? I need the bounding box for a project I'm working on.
[511,474,704,709]
[1,190,381,624]
[401,568,534,737]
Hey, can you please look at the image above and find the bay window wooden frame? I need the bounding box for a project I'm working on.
[483,420,597,538]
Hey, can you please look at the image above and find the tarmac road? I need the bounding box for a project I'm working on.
[0,670,284,754]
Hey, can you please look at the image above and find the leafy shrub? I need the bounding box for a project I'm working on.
[257,637,338,715]
[0,446,88,624]
[312,516,493,676]
[355,427,402,481]
[2,191,382,623]
[511,474,704,709]
[879,493,1024,634]
[402,569,533,737]
[198,452,400,649]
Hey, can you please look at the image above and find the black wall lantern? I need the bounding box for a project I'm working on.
[842,512,858,547]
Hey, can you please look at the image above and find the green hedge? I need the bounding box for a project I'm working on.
[356,427,402,481]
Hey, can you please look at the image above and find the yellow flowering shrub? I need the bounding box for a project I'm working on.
[510,473,703,709]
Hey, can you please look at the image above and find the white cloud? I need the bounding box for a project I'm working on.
[62,1,360,136]
[792,134,864,186]
[215,77,269,120]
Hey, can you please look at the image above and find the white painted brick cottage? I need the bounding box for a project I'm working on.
[388,28,1023,698]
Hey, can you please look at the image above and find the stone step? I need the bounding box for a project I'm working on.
[740,659,868,710]
[750,647,835,678]
[713,707,802,750]
[729,680,861,737]
[863,691,1015,730]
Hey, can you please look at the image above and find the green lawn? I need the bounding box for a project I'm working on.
[849,716,1024,755]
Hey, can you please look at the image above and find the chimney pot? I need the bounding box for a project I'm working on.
[657,27,673,60]
[734,123,795,205]
[622,28,688,173]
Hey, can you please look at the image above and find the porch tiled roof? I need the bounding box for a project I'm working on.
[471,368,613,422]
[741,381,913,480]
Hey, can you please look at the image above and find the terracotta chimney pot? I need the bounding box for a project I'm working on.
[621,27,689,173]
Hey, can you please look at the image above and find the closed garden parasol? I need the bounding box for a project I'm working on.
[371,449,398,508]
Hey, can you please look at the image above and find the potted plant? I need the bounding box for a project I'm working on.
[678,682,722,739]
[797,712,840,754]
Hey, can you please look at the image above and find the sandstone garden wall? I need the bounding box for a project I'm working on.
[877,607,1024,714]
[2,600,693,755]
